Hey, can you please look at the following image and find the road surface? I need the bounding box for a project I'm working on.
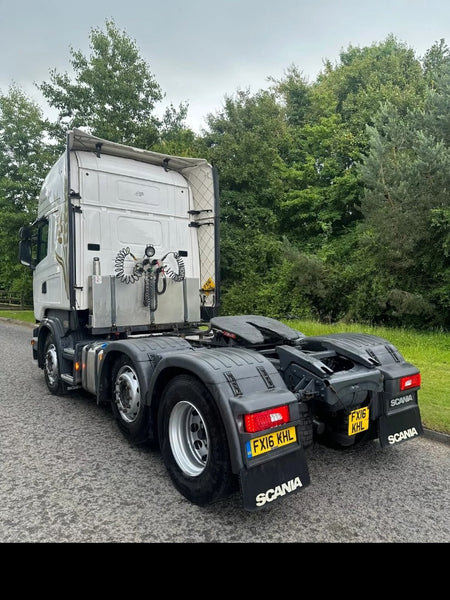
[0,319,448,543]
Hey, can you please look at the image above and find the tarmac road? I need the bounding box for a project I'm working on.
[0,319,449,543]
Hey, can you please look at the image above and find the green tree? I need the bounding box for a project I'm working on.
[422,38,450,83]
[37,19,189,149]
[356,61,450,328]
[269,65,312,128]
[277,114,362,249]
[264,36,431,324]
[200,89,288,313]
[315,35,426,142]
[0,84,56,303]
[273,36,427,247]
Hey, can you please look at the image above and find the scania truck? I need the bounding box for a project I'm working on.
[18,128,423,510]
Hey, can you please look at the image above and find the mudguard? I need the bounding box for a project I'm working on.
[378,404,423,447]
[240,446,310,510]
[296,332,423,446]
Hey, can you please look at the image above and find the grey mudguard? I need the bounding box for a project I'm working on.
[210,314,304,345]
[147,344,311,506]
[98,335,194,404]
[296,332,423,445]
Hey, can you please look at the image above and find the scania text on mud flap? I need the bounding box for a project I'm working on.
[19,129,423,511]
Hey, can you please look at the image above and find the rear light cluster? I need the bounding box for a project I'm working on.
[244,405,290,433]
[400,373,421,391]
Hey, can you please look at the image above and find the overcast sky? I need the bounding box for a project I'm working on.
[1,0,449,132]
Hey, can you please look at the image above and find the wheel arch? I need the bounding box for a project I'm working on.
[97,344,154,406]
[98,346,241,463]
[36,317,66,369]
[148,353,245,474]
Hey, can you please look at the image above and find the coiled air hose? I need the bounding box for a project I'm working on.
[114,247,143,284]
[143,252,185,311]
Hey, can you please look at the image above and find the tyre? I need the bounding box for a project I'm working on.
[298,403,314,449]
[43,333,65,395]
[158,374,237,506]
[299,413,314,449]
[111,355,150,444]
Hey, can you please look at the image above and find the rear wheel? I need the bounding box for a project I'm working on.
[159,374,237,506]
[43,333,65,395]
[111,355,149,444]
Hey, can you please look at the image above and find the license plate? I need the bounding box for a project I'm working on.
[348,407,369,436]
[246,426,297,458]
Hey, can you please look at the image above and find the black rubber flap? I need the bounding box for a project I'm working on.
[378,406,423,447]
[240,447,310,511]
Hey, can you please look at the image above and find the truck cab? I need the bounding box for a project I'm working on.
[20,128,220,333]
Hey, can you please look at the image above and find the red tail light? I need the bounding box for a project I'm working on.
[244,405,290,433]
[400,373,421,391]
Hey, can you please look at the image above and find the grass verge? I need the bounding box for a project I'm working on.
[0,310,35,323]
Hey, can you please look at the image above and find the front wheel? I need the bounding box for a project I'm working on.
[158,374,237,506]
[43,333,66,395]
[111,355,149,444]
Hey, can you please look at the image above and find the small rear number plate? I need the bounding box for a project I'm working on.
[246,426,297,458]
[348,407,369,436]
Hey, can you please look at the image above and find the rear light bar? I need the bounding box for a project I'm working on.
[400,373,421,391]
[244,405,290,433]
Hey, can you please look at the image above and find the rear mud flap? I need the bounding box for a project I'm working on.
[240,448,310,511]
[378,406,423,447]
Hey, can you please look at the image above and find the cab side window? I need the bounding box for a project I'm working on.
[36,219,49,264]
